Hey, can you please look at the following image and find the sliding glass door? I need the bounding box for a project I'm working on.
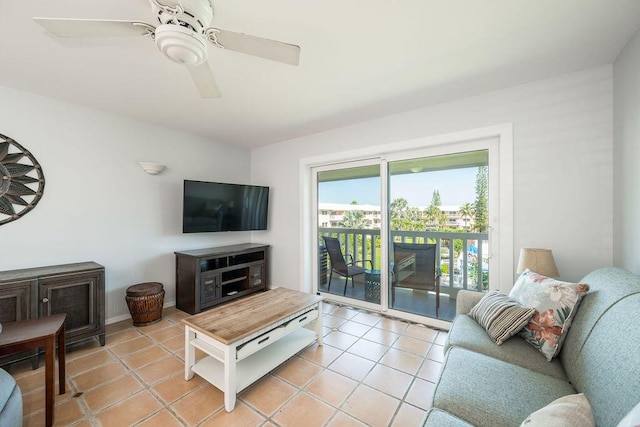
[387,151,489,321]
[311,136,502,326]
[315,161,383,308]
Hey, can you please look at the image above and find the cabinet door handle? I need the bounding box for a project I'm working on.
[42,297,49,303]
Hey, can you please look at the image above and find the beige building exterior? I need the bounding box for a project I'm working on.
[318,203,473,229]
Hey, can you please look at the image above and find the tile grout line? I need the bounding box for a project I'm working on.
[82,315,194,426]
[16,304,445,427]
[313,301,445,426]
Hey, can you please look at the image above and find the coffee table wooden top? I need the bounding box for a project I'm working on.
[182,288,322,345]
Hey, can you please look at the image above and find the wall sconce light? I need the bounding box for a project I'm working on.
[517,248,559,278]
[139,161,166,175]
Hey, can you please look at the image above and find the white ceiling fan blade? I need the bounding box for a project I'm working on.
[211,29,300,66]
[187,62,222,98]
[33,18,153,38]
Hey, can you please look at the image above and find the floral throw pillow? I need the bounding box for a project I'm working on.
[509,269,590,361]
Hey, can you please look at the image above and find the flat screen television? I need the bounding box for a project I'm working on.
[182,180,269,233]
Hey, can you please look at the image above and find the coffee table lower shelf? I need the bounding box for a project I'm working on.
[191,328,317,393]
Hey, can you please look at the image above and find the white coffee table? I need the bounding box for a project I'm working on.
[183,287,323,411]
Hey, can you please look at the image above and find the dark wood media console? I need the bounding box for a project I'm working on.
[175,244,269,314]
[0,262,105,368]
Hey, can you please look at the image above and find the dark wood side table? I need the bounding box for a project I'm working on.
[0,313,66,427]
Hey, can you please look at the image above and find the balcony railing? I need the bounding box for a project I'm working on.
[319,228,489,295]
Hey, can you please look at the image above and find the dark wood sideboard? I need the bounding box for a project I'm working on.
[175,244,269,314]
[0,262,105,367]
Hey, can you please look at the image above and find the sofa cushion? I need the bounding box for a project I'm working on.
[456,290,485,315]
[564,293,640,426]
[519,393,594,427]
[561,267,640,370]
[445,314,568,380]
[0,368,22,427]
[557,268,640,426]
[509,269,589,361]
[423,408,474,427]
[0,368,18,412]
[433,347,576,427]
[470,291,535,345]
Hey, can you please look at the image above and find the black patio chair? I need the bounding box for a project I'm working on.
[322,236,373,295]
[392,242,441,316]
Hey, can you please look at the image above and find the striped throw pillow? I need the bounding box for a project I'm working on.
[470,291,536,345]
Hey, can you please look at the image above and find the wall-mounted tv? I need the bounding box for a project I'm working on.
[182,180,269,233]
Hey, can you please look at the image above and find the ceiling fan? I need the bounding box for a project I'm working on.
[33,0,301,98]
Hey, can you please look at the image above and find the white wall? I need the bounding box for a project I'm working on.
[1,63,618,323]
[252,65,614,289]
[613,29,640,275]
[1,86,253,322]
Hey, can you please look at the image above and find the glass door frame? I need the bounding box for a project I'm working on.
[302,124,513,329]
[311,158,387,312]
[383,140,498,327]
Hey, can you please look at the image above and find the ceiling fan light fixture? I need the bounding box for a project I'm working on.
[155,24,207,65]
[33,0,300,99]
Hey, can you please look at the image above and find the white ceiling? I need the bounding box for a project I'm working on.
[1,1,640,148]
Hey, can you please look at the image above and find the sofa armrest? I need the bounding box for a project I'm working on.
[0,368,22,427]
[456,290,484,315]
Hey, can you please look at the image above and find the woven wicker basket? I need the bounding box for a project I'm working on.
[125,282,165,326]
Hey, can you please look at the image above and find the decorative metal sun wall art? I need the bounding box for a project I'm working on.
[0,133,45,226]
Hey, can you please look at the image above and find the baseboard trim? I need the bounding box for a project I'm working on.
[106,300,176,325]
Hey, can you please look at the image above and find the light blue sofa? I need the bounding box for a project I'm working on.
[424,267,640,426]
[0,367,22,427]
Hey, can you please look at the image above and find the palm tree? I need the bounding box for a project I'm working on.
[340,209,370,229]
[390,198,409,220]
[459,203,475,230]
[474,166,489,232]
[424,205,447,230]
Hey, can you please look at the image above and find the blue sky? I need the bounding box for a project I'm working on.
[319,167,478,206]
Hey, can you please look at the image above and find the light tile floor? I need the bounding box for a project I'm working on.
[6,302,447,427]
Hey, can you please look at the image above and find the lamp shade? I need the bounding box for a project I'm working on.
[517,248,559,278]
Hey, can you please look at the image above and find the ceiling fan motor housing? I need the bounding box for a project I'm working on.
[151,0,213,32]
[155,25,207,65]
[150,0,214,65]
